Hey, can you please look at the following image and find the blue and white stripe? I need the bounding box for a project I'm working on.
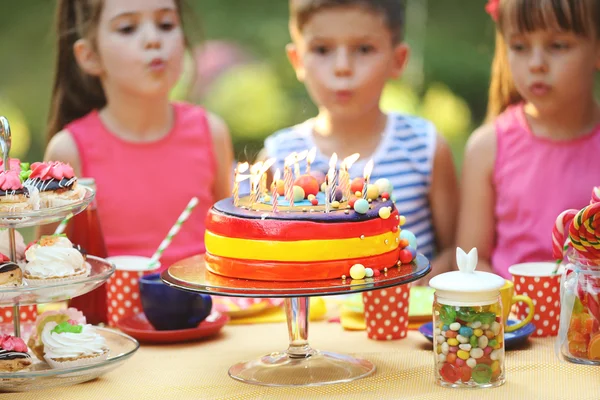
[264,113,437,259]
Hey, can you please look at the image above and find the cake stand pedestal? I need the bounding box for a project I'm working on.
[162,254,430,387]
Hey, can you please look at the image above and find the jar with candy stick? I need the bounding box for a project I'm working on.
[553,188,600,365]
[429,248,506,388]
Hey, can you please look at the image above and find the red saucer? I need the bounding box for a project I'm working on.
[116,311,229,344]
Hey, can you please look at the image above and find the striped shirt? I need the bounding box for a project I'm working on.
[264,113,437,259]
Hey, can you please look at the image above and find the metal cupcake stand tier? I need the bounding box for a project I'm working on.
[0,117,139,392]
[162,252,431,386]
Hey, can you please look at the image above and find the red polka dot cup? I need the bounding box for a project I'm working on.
[0,305,37,326]
[508,262,561,337]
[105,256,159,327]
[363,284,410,340]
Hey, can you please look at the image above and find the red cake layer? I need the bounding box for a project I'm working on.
[206,207,399,241]
[205,249,401,281]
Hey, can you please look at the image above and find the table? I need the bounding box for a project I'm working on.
[5,321,599,400]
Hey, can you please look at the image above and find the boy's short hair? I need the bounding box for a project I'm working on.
[290,0,405,43]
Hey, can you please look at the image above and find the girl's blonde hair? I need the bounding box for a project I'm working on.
[46,0,192,141]
[486,0,600,122]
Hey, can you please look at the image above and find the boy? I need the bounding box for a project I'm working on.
[262,0,458,282]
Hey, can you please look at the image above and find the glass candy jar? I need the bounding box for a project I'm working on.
[429,248,506,388]
[558,250,600,365]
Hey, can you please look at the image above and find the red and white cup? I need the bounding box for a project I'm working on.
[106,256,159,327]
[363,284,411,340]
[508,262,561,337]
[0,305,37,327]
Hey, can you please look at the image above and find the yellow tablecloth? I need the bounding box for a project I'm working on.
[4,321,600,400]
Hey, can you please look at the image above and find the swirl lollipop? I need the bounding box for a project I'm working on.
[553,187,600,260]
[592,187,600,205]
[569,202,600,259]
[552,209,577,259]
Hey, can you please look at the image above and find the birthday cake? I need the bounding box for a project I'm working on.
[204,155,417,281]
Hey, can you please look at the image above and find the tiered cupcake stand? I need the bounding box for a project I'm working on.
[0,117,139,392]
[162,253,430,387]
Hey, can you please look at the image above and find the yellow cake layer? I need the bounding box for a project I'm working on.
[205,230,399,262]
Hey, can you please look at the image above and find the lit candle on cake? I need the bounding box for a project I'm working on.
[294,150,308,179]
[284,156,295,208]
[260,158,276,199]
[362,160,374,200]
[272,169,280,213]
[339,153,360,201]
[233,162,249,207]
[306,147,316,174]
[328,153,338,203]
[250,162,263,207]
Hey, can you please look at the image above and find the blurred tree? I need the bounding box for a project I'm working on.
[0,0,521,165]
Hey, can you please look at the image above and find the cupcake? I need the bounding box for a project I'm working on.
[0,334,32,372]
[23,235,90,286]
[0,259,22,287]
[42,321,109,369]
[0,170,37,213]
[28,307,86,361]
[25,161,85,208]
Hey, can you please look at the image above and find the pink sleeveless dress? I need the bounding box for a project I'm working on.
[66,102,216,271]
[492,103,600,278]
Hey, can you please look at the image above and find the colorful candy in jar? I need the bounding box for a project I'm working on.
[429,248,506,388]
[552,187,600,363]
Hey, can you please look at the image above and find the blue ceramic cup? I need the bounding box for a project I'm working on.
[139,273,212,331]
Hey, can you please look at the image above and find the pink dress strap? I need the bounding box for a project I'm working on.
[491,103,600,278]
[66,102,216,270]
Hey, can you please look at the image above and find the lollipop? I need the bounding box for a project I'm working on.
[592,187,600,205]
[569,202,600,259]
[553,187,600,260]
[552,209,578,259]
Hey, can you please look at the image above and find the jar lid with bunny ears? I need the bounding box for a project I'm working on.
[429,248,505,306]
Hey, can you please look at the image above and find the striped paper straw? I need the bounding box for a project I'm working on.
[54,213,74,235]
[148,197,199,269]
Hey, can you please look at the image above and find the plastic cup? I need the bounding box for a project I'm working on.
[508,262,561,337]
[0,305,37,325]
[105,256,159,327]
[363,284,410,340]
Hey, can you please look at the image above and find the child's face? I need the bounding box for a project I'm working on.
[505,28,600,113]
[79,0,185,98]
[288,7,408,118]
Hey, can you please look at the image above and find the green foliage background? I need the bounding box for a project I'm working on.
[0,1,503,165]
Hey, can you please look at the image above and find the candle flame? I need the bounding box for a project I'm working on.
[307,147,317,164]
[261,158,276,174]
[296,150,308,162]
[235,173,251,183]
[250,161,263,175]
[237,162,249,174]
[273,168,281,182]
[329,153,338,169]
[342,153,360,170]
[363,159,374,180]
[285,152,297,167]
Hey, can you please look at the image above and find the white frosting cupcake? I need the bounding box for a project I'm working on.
[24,235,89,285]
[42,321,109,369]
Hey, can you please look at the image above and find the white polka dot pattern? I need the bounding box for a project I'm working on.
[363,284,411,340]
[0,305,37,324]
[107,269,144,327]
[513,274,561,337]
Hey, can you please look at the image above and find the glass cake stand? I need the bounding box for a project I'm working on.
[162,254,431,387]
[0,328,139,392]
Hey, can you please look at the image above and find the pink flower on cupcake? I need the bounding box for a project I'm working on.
[29,162,75,181]
[0,334,28,353]
[0,170,23,191]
